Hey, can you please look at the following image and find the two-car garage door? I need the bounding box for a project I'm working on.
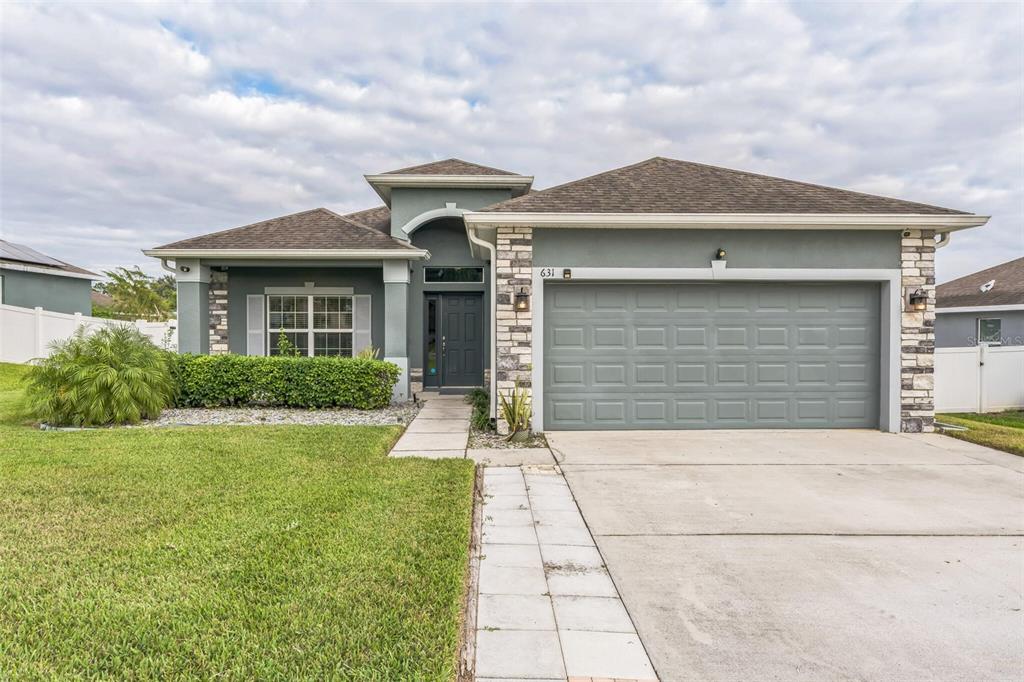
[543,281,880,430]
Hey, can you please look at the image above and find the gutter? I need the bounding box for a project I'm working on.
[465,224,498,421]
[463,212,991,232]
[142,248,431,260]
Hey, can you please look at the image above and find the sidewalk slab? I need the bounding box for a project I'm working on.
[391,432,468,451]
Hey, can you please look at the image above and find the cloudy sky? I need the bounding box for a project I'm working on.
[1,1,1021,283]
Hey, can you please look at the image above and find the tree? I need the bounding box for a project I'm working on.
[94,267,176,321]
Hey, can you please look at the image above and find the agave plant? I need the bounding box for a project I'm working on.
[26,325,175,427]
[354,345,381,360]
[498,380,531,441]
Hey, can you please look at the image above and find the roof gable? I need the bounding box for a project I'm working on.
[381,158,518,176]
[937,257,1024,308]
[482,157,967,215]
[151,207,414,252]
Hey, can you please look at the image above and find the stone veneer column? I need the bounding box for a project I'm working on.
[495,226,533,434]
[900,229,936,433]
[208,269,229,355]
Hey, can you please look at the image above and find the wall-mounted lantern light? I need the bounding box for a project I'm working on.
[562,268,572,280]
[514,288,530,312]
[908,288,928,312]
[714,248,727,261]
[179,265,191,273]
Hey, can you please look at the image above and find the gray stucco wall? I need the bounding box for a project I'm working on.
[389,187,511,238]
[225,267,385,355]
[408,218,490,370]
[0,268,92,314]
[935,310,1024,347]
[532,229,900,269]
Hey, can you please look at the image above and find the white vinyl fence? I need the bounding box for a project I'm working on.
[935,345,1024,413]
[0,303,177,363]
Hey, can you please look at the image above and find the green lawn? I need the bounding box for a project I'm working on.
[938,410,1024,457]
[0,362,475,680]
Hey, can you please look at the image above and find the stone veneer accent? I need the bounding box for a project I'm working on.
[495,226,533,434]
[900,229,936,433]
[209,269,229,355]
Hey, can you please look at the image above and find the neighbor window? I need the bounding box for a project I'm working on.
[268,294,352,356]
[424,267,484,283]
[979,318,1002,345]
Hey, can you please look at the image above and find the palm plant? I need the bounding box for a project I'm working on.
[498,381,531,440]
[25,325,175,427]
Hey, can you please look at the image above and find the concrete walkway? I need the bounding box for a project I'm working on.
[475,465,658,682]
[390,392,554,464]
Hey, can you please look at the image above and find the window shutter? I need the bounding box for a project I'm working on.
[353,295,372,356]
[246,294,265,356]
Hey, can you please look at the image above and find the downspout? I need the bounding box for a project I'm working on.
[466,224,498,421]
[159,258,177,273]
[935,232,951,249]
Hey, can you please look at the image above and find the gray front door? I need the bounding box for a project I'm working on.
[425,293,484,388]
[544,281,880,430]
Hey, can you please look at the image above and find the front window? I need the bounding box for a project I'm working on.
[979,318,1002,345]
[268,294,352,356]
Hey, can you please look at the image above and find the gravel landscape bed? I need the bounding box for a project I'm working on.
[138,403,421,428]
[468,427,548,449]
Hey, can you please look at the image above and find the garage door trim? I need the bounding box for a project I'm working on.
[530,266,903,433]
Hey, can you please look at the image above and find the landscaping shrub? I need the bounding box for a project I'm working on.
[170,354,401,409]
[25,325,175,426]
[466,387,492,431]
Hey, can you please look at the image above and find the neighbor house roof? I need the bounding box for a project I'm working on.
[0,239,99,278]
[381,158,518,176]
[148,207,417,253]
[937,257,1024,309]
[481,157,968,215]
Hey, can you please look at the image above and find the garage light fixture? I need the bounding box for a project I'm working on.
[714,248,727,261]
[562,268,572,279]
[908,288,928,312]
[514,288,530,312]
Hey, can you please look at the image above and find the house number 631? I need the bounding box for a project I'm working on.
[539,268,556,278]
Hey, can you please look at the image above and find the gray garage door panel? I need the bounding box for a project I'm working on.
[544,281,880,430]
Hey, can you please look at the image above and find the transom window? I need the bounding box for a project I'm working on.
[268,295,353,356]
[424,266,484,283]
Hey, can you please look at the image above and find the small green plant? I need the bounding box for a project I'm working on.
[25,325,175,426]
[498,381,531,440]
[466,387,491,431]
[355,346,381,360]
[276,330,302,357]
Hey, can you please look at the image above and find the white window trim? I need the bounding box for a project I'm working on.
[423,266,485,284]
[978,317,1002,346]
[266,293,354,357]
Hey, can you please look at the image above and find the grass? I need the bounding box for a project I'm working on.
[0,362,475,680]
[938,410,1024,457]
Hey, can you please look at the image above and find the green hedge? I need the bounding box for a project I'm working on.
[169,354,401,410]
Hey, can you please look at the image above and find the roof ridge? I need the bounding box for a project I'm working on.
[163,207,330,245]
[938,256,1024,288]
[651,157,969,215]
[319,207,414,249]
[484,157,664,210]
[338,205,388,230]
[381,157,519,176]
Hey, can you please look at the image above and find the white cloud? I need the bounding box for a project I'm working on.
[1,0,1021,282]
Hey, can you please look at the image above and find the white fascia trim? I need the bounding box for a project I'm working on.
[143,248,430,260]
[554,266,902,281]
[264,285,354,295]
[936,304,1024,314]
[364,174,534,203]
[0,261,97,281]
[464,212,990,232]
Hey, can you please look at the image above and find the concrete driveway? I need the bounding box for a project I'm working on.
[547,430,1024,681]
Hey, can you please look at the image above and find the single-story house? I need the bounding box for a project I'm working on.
[0,239,98,315]
[144,157,989,433]
[936,256,1023,347]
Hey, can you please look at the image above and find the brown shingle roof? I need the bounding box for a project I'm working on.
[937,257,1024,308]
[381,158,519,176]
[342,205,391,234]
[152,207,414,251]
[483,157,968,215]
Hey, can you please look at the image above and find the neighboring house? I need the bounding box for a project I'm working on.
[0,240,98,314]
[936,257,1024,347]
[144,157,989,433]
